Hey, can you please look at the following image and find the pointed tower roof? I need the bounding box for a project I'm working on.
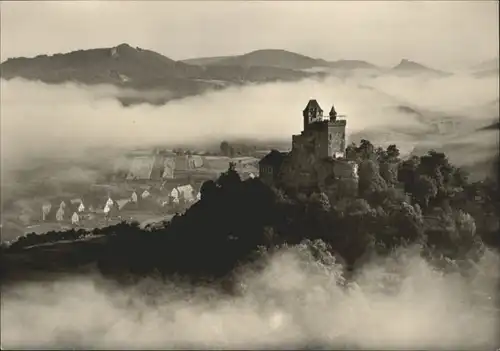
[303,99,323,113]
[329,104,338,119]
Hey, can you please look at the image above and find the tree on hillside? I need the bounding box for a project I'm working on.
[358,159,387,197]
[345,142,358,161]
[379,162,399,186]
[413,175,438,209]
[365,186,409,209]
[387,144,400,161]
[200,180,218,200]
[377,144,401,163]
[217,162,241,190]
[357,139,375,160]
[398,155,420,194]
[335,198,372,218]
[391,201,425,243]
[424,207,483,259]
[309,192,331,213]
[375,146,386,161]
[453,167,469,188]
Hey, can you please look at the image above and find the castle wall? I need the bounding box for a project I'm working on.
[294,121,331,160]
[259,164,275,186]
[279,151,358,194]
[294,119,347,160]
[328,120,347,158]
[279,150,316,190]
[334,159,358,180]
[315,158,359,199]
[315,128,329,159]
[315,158,358,183]
[292,133,319,165]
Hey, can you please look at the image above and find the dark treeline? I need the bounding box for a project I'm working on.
[219,140,258,157]
[3,139,499,287]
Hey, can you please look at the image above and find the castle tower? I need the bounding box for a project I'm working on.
[303,99,323,130]
[327,104,347,158]
[293,99,347,160]
[329,105,337,121]
[261,99,352,190]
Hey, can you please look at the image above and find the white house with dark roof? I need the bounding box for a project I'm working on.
[162,157,176,179]
[78,203,85,212]
[176,184,195,202]
[56,207,65,222]
[130,191,138,203]
[71,212,80,225]
[41,203,52,221]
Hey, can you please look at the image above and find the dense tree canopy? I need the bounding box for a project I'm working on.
[3,140,499,287]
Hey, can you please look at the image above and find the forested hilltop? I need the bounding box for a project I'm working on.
[2,139,499,286]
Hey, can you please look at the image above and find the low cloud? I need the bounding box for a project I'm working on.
[1,245,498,349]
[1,72,497,171]
[0,72,498,239]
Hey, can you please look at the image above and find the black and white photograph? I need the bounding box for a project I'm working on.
[0,1,499,349]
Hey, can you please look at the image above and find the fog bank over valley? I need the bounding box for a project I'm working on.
[1,245,499,349]
[1,71,498,240]
[2,71,498,174]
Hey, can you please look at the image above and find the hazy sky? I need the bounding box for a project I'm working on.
[1,1,499,69]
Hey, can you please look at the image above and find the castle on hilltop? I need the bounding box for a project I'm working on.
[294,99,347,159]
[259,99,358,194]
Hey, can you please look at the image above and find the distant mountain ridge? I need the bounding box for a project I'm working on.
[194,49,328,70]
[182,55,234,66]
[471,57,499,72]
[472,58,499,78]
[2,44,476,106]
[479,121,500,131]
[390,59,450,76]
[0,45,383,106]
[0,44,317,105]
[182,49,379,71]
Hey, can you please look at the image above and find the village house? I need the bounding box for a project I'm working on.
[258,150,288,186]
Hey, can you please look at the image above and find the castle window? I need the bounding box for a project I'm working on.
[329,134,332,140]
